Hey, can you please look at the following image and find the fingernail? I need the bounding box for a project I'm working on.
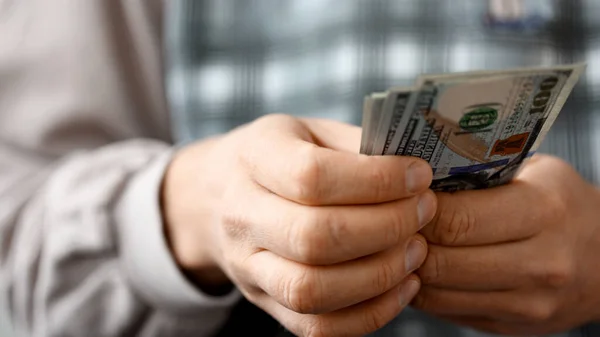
[405,239,426,273]
[399,279,420,307]
[417,192,436,228]
[406,161,432,193]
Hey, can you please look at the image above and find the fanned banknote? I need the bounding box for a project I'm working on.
[360,92,387,155]
[371,87,417,156]
[360,63,585,192]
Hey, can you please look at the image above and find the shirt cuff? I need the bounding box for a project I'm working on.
[115,149,242,313]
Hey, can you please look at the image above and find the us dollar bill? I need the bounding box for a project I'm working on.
[360,92,387,155]
[370,87,417,156]
[362,63,585,192]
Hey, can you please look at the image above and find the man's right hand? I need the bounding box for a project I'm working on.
[162,114,437,337]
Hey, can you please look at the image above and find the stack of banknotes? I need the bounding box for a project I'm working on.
[360,63,585,192]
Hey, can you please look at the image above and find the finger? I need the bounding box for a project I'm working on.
[421,181,549,246]
[417,243,530,291]
[240,183,436,265]
[300,118,363,153]
[246,238,426,314]
[244,115,433,206]
[517,154,583,190]
[413,286,555,324]
[256,274,421,337]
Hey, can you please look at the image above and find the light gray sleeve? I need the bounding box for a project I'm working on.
[0,0,240,336]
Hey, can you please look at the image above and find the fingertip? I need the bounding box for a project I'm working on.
[417,190,437,228]
[411,233,429,254]
[405,236,428,273]
[407,272,422,285]
[398,275,421,307]
[406,159,434,194]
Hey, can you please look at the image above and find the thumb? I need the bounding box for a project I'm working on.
[301,118,362,153]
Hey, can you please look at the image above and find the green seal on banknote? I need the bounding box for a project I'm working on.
[459,106,498,132]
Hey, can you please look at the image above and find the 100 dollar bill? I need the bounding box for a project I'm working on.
[371,87,417,156]
[364,63,585,192]
[360,92,387,155]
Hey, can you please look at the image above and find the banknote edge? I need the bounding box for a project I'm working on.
[529,63,587,151]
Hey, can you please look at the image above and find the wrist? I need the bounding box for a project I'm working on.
[160,138,232,295]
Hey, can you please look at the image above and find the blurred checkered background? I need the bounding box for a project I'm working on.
[163,1,599,336]
[166,0,600,187]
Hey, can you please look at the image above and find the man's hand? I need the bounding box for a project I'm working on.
[414,154,600,336]
[162,114,437,337]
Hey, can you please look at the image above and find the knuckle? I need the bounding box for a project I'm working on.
[361,303,392,333]
[281,268,322,314]
[289,146,323,204]
[325,210,350,255]
[419,249,446,285]
[373,259,397,294]
[220,210,250,240]
[431,198,475,245]
[387,203,408,241]
[537,256,575,288]
[367,158,394,199]
[290,210,330,263]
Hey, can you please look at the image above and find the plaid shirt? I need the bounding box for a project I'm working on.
[165,0,600,336]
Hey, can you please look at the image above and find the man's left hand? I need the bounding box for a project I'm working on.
[413,154,600,335]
